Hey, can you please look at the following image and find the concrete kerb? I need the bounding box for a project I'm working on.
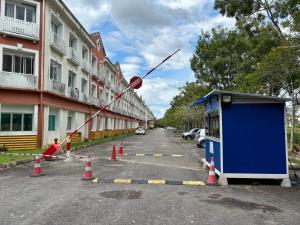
[0,134,133,171]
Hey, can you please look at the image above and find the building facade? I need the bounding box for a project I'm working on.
[0,0,154,150]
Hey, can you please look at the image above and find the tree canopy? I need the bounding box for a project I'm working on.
[160,0,299,133]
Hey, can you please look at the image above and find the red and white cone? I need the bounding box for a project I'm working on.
[65,136,71,162]
[207,156,217,185]
[31,154,44,177]
[82,155,94,181]
[118,142,123,156]
[111,144,117,161]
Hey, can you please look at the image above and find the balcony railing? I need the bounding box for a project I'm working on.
[49,79,65,94]
[92,67,98,76]
[68,87,79,99]
[81,93,89,103]
[90,96,99,106]
[0,16,39,40]
[0,71,37,89]
[81,59,93,74]
[68,48,81,66]
[106,79,111,88]
[99,99,105,107]
[50,32,65,54]
[98,71,106,83]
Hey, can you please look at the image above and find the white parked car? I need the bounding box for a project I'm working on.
[194,129,206,148]
[135,126,146,135]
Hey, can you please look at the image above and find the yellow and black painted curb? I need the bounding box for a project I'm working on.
[92,178,206,186]
[122,153,184,157]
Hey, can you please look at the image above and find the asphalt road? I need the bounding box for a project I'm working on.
[0,128,300,225]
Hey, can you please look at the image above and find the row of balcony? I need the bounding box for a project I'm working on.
[0,16,39,40]
[0,71,146,118]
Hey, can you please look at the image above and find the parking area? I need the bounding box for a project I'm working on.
[1,128,300,225]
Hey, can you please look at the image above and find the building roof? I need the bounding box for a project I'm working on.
[191,90,291,107]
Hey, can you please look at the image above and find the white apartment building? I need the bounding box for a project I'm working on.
[0,0,154,150]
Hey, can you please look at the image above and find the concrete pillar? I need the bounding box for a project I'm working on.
[33,105,38,134]
[281,178,292,187]
[43,106,49,146]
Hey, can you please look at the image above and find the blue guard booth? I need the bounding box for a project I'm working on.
[192,90,291,187]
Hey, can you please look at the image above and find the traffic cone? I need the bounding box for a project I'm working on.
[65,136,71,162]
[111,144,117,161]
[118,142,123,156]
[207,156,217,185]
[82,155,94,181]
[31,154,44,177]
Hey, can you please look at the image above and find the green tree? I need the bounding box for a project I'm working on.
[214,0,300,37]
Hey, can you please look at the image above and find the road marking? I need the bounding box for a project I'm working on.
[171,154,184,157]
[182,181,206,186]
[148,180,166,185]
[114,179,132,184]
[117,158,204,171]
[123,153,184,157]
[92,178,206,186]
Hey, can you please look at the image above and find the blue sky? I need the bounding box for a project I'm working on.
[64,0,235,118]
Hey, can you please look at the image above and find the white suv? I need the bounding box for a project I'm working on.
[135,126,146,135]
[194,129,206,148]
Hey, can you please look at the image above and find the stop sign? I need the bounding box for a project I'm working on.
[130,76,143,89]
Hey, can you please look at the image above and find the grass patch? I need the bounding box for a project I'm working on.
[287,127,300,146]
[290,159,300,167]
[0,132,134,166]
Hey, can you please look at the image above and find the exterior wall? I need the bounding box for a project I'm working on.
[0,0,154,150]
[222,103,287,175]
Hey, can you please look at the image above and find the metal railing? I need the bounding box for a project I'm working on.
[0,71,37,89]
[49,79,65,94]
[68,48,81,65]
[68,87,79,99]
[50,32,65,54]
[81,59,93,74]
[81,93,89,103]
[0,16,39,40]
[90,96,99,106]
[98,71,106,83]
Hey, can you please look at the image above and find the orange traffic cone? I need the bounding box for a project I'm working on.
[207,156,217,185]
[31,154,44,177]
[82,155,94,181]
[111,145,117,161]
[118,142,123,156]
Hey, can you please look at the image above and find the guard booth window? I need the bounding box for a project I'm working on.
[205,111,220,138]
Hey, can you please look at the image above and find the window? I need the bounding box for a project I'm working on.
[12,113,22,131]
[3,54,12,72]
[69,34,77,49]
[82,48,88,60]
[205,111,220,138]
[1,113,11,131]
[23,114,33,131]
[2,52,34,74]
[92,85,96,97]
[81,78,87,93]
[5,3,14,18]
[16,5,25,20]
[51,21,59,35]
[0,113,33,131]
[67,116,72,130]
[50,60,61,81]
[5,2,36,23]
[68,71,76,88]
[48,115,56,131]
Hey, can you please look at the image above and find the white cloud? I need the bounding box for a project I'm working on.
[158,0,211,10]
[63,0,111,31]
[136,77,184,117]
[62,0,236,118]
